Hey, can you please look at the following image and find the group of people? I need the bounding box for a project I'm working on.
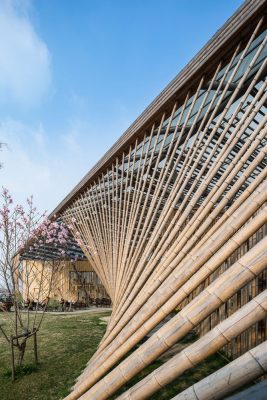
[24,297,49,311]
[59,298,72,311]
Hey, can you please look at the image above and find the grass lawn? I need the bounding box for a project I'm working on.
[0,311,111,400]
[0,311,227,400]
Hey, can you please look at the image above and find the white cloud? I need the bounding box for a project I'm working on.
[0,119,51,210]
[62,119,92,153]
[0,0,51,108]
[0,118,94,214]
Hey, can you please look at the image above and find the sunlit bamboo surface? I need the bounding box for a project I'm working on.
[171,340,267,400]
[48,1,267,398]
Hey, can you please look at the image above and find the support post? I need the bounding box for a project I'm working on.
[33,330,38,365]
[10,337,15,382]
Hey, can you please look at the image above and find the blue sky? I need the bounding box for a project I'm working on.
[0,0,243,213]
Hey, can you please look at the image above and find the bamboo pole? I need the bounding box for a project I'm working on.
[171,340,267,400]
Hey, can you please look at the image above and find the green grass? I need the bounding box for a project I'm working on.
[0,311,110,400]
[0,312,227,400]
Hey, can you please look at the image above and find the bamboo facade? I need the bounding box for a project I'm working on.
[181,209,267,359]
[31,0,267,398]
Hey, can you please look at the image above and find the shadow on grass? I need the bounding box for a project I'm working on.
[3,363,39,378]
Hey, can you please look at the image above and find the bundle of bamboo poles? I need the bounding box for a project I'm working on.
[58,10,267,400]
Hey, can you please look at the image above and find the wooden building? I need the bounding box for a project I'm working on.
[20,259,108,304]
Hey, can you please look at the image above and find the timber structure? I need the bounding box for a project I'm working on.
[25,0,267,398]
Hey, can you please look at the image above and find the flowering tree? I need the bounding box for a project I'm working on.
[0,188,72,379]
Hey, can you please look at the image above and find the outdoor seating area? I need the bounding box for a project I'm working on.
[57,297,112,312]
[0,292,111,313]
